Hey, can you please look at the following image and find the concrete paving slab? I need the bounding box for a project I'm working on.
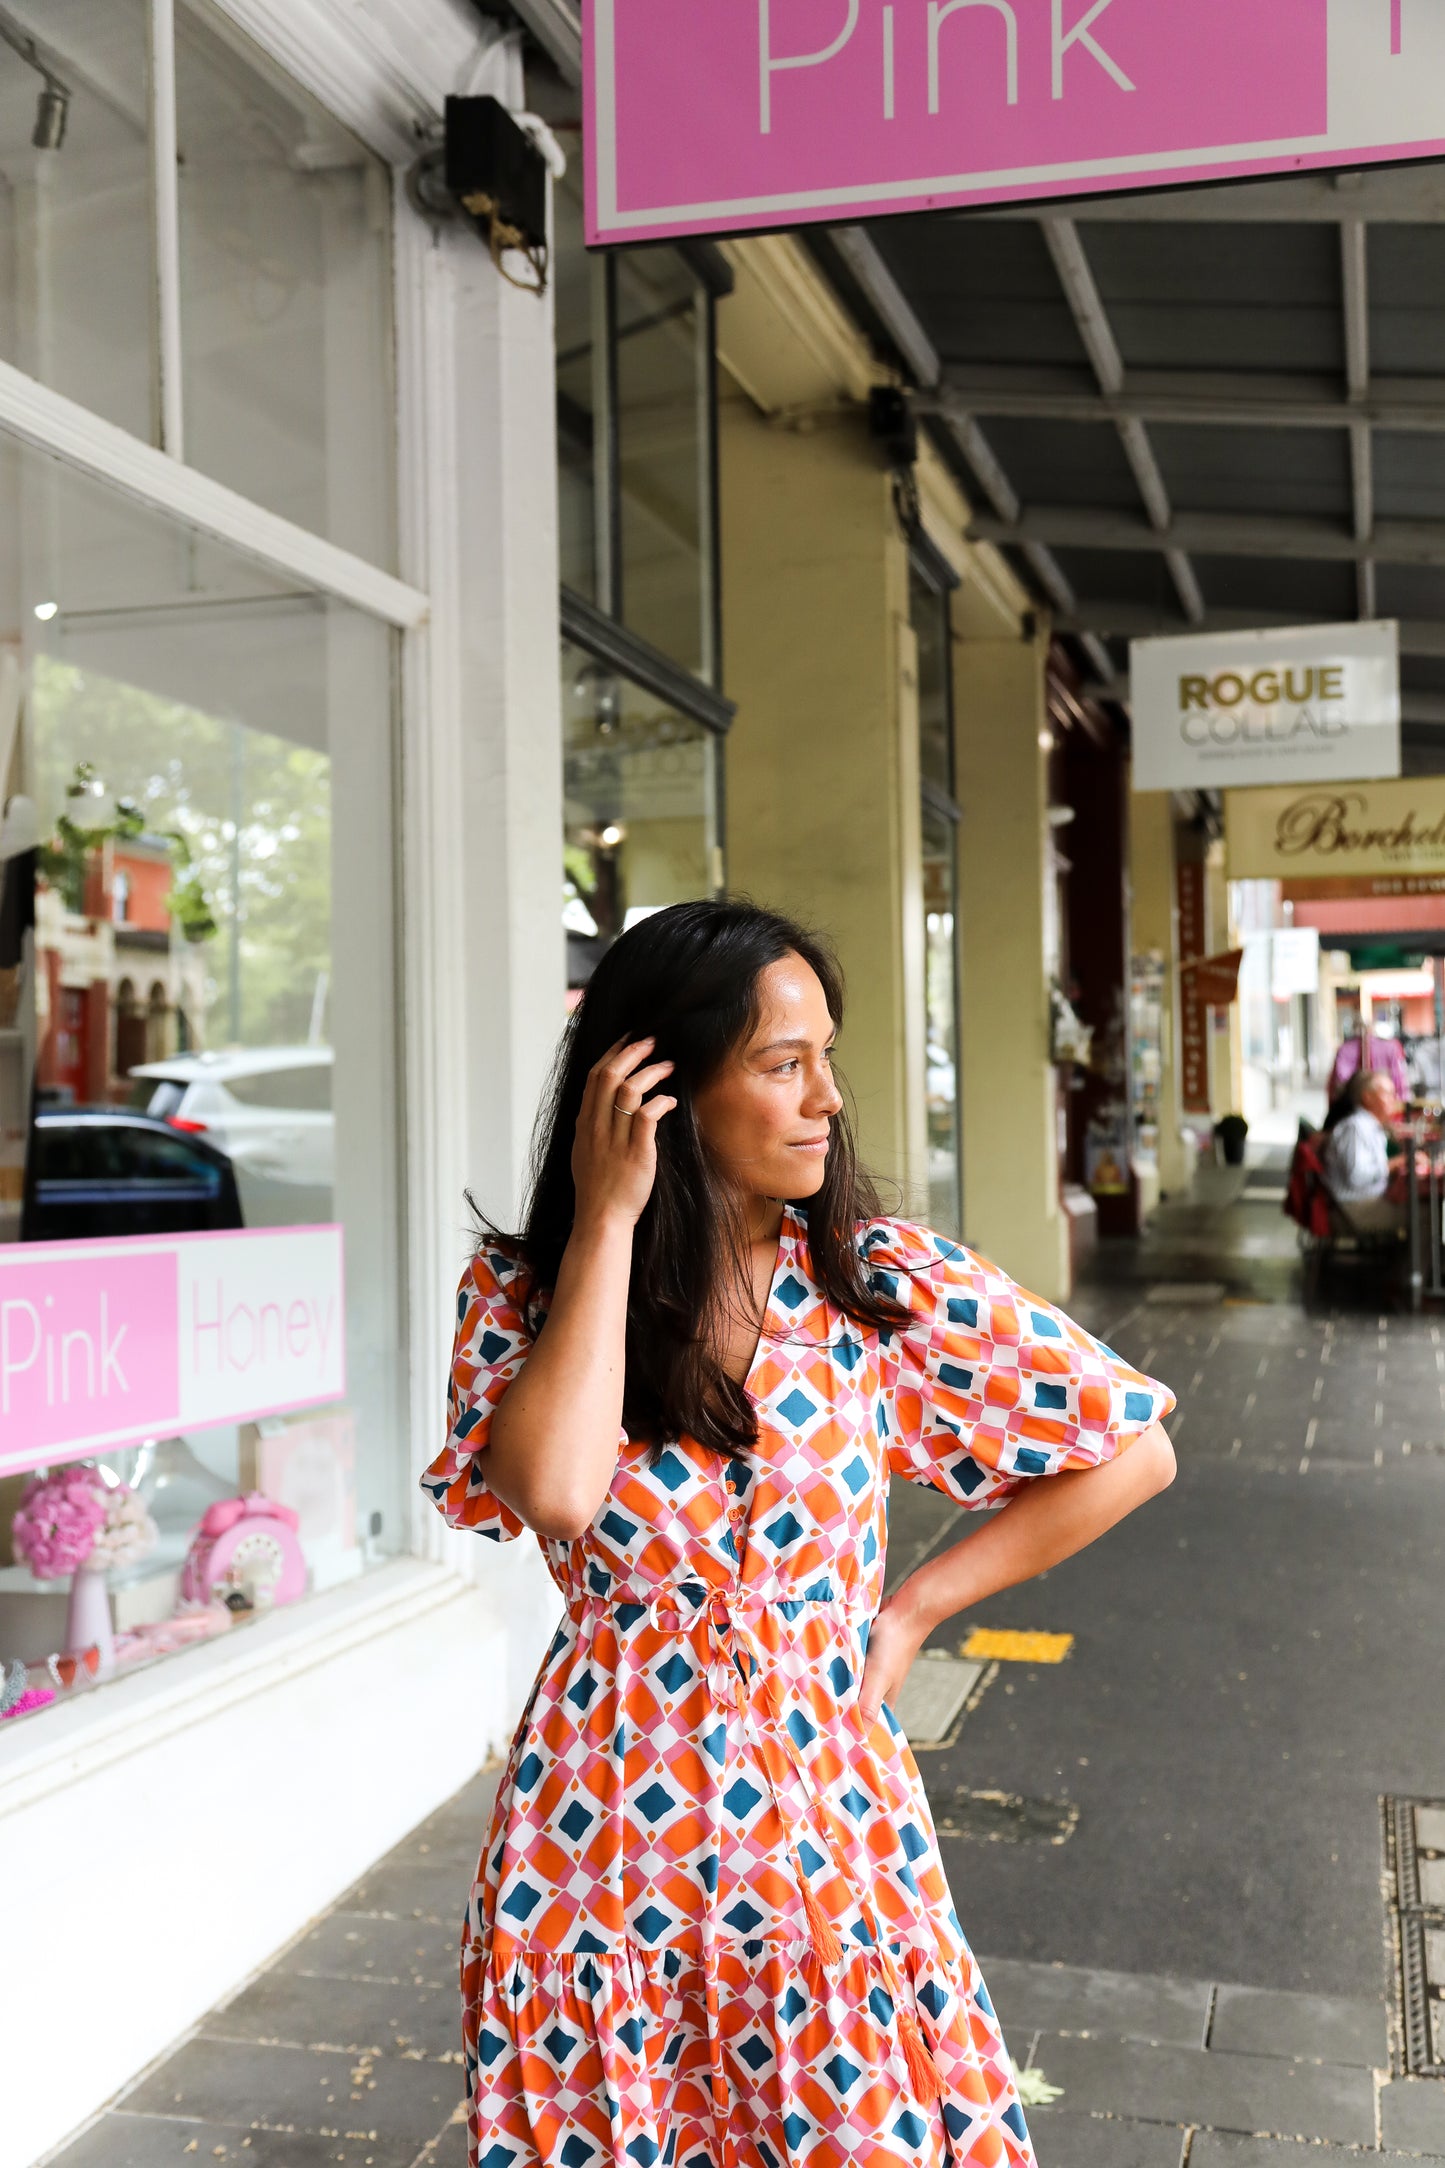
[1382,2078,1445,2155]
[277,1909,459,1989]
[1025,2107,1185,2166]
[1208,1983,1388,2067]
[123,2035,464,2149]
[417,2115,470,2166]
[1190,2139,1445,2166]
[45,2113,422,2167]
[980,1956,1212,2048]
[1421,1858,1445,1907]
[201,1963,463,2062]
[1025,2033,1376,2145]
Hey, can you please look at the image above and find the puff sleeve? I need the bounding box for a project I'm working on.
[418,1246,542,1541]
[867,1220,1175,1513]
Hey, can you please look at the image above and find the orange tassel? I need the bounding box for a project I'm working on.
[801,1878,844,1966]
[899,2010,944,2103]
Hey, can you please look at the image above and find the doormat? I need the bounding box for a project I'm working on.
[1385,1796,1445,2076]
[1144,1282,1227,1305]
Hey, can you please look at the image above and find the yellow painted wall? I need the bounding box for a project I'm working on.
[952,631,1071,1301]
[1129,789,1193,1200]
[720,393,927,1207]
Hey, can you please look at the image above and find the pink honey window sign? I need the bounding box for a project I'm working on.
[589,0,1330,239]
[0,1244,180,1477]
[0,1227,346,1482]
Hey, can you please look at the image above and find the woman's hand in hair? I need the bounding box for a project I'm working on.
[572,1036,678,1231]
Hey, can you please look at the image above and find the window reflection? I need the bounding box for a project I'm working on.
[561,639,717,996]
[615,249,709,679]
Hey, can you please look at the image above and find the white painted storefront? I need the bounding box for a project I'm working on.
[0,6,566,2161]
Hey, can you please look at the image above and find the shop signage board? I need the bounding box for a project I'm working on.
[586,2,1445,245]
[1131,622,1401,793]
[1271,926,1322,997]
[1226,776,1445,885]
[0,1224,345,1480]
[1176,855,1209,1116]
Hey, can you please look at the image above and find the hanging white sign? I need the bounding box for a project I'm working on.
[1130,622,1401,794]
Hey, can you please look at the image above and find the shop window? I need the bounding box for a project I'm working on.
[615,248,711,680]
[0,0,153,443]
[554,164,602,607]
[174,1,396,566]
[561,634,721,997]
[910,551,963,1238]
[0,450,403,1716]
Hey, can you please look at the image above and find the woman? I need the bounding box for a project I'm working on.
[423,900,1176,2168]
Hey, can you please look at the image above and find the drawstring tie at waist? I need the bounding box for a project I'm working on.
[566,1585,943,2111]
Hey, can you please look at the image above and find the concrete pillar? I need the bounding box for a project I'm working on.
[952,630,1071,1301]
[720,398,927,1210]
[1130,789,1193,1200]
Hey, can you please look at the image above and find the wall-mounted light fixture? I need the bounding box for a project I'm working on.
[406,96,550,294]
[0,6,71,150]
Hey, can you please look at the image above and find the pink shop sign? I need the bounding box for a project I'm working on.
[0,1226,346,1479]
[585,1,1445,245]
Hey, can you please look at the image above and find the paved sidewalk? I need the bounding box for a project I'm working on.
[49,1770,499,2167]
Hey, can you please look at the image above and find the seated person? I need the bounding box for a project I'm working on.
[1322,1069,1413,1231]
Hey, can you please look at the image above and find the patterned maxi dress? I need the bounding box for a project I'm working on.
[422,1206,1174,2168]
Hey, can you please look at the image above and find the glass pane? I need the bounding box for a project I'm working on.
[911,561,954,797]
[554,159,600,606]
[174,1,396,567]
[922,799,961,1238]
[0,1,153,440]
[0,442,403,1713]
[561,637,717,997]
[615,249,708,679]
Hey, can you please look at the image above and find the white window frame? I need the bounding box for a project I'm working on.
[0,0,499,1565]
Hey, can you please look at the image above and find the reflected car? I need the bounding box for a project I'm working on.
[132,1047,333,1222]
[22,1111,244,1243]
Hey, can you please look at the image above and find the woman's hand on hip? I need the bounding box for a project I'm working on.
[572,1036,677,1230]
[856,1597,929,1727]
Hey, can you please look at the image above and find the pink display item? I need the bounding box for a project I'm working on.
[0,1687,55,1721]
[179,1492,307,1611]
[11,1471,107,1581]
[585,1,1445,245]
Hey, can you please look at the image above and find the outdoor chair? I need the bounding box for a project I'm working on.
[1284,1131,1405,1310]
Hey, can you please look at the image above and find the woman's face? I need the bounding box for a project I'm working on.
[691,953,845,1203]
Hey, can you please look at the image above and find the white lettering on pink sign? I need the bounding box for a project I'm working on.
[0,1227,346,1479]
[586,1,1445,244]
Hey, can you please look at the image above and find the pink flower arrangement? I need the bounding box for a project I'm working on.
[11,1471,108,1582]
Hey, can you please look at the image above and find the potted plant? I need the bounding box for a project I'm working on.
[1215,1112,1249,1167]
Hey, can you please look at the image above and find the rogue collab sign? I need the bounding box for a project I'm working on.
[1130,622,1401,794]
[586,1,1445,244]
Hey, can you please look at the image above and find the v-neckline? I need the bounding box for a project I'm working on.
[736,1200,795,1398]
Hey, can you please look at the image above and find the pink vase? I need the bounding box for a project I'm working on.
[65,1564,115,1677]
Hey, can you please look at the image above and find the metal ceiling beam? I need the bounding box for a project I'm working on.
[969,167,1445,224]
[929,374,1445,434]
[506,0,582,83]
[1340,214,1376,620]
[822,226,1103,664]
[829,227,941,389]
[965,506,1445,568]
[1043,219,1203,626]
[1056,604,1445,657]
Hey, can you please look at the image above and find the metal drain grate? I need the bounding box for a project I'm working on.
[1386,1796,1445,2076]
[893,1652,986,1745]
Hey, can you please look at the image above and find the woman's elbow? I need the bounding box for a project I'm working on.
[1138,1421,1177,1494]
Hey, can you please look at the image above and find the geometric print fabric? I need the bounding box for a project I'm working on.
[422,1207,1175,2167]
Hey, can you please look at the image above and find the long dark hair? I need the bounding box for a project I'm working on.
[485,898,905,1457]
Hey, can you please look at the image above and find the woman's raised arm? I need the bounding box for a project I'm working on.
[483,1036,676,1540]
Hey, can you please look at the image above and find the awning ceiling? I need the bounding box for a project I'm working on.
[809,163,1445,777]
